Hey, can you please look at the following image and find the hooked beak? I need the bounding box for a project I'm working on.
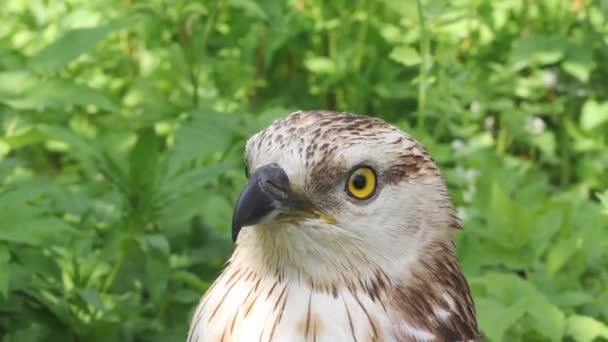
[231,163,332,242]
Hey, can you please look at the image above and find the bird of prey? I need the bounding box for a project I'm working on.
[187,111,480,342]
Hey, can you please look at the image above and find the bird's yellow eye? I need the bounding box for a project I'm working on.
[346,167,377,200]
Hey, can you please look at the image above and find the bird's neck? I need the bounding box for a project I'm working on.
[226,226,461,299]
[229,226,388,293]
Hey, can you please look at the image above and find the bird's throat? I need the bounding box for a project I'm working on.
[230,226,393,295]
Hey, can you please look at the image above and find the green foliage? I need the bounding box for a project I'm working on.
[1,0,607,340]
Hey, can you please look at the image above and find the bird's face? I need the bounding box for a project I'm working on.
[233,111,458,275]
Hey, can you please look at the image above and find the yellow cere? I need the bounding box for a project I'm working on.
[347,167,377,199]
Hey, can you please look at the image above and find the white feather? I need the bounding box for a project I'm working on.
[398,321,435,341]
[188,272,393,341]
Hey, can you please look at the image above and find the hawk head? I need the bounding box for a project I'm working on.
[192,111,480,342]
[231,111,460,286]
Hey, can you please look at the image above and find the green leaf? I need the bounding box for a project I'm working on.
[476,297,528,342]
[554,291,594,308]
[389,46,422,66]
[580,99,608,130]
[381,0,418,17]
[127,128,161,219]
[3,79,117,112]
[563,48,595,83]
[77,288,105,311]
[485,182,533,248]
[144,247,170,298]
[5,324,43,342]
[160,161,234,201]
[510,34,566,70]
[566,315,608,342]
[527,295,566,342]
[0,185,71,245]
[530,131,556,160]
[139,234,170,255]
[598,192,608,215]
[201,194,234,232]
[173,288,202,304]
[30,24,122,73]
[157,190,209,229]
[0,70,38,97]
[129,128,160,193]
[0,208,69,245]
[0,127,47,149]
[304,57,336,75]
[471,272,566,341]
[170,270,209,292]
[546,236,580,276]
[167,111,239,174]
[41,125,128,188]
[229,0,267,19]
[0,244,9,297]
[530,207,562,258]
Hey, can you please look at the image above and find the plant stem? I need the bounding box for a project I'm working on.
[102,247,127,293]
[183,0,224,109]
[201,0,224,50]
[353,1,370,72]
[416,0,431,129]
[496,115,508,155]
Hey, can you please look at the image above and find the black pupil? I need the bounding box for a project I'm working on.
[352,174,367,190]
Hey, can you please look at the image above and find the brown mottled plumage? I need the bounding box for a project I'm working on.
[188,111,480,342]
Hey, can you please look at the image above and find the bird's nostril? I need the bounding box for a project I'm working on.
[258,163,290,193]
[261,177,289,199]
[266,178,287,190]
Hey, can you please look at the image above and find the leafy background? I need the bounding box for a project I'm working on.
[1,0,608,341]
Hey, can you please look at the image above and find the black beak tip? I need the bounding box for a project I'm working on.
[231,227,239,243]
[231,217,243,243]
[231,191,248,242]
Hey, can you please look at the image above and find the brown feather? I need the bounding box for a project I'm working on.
[389,241,480,341]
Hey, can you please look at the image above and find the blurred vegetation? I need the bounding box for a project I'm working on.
[1,0,608,341]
